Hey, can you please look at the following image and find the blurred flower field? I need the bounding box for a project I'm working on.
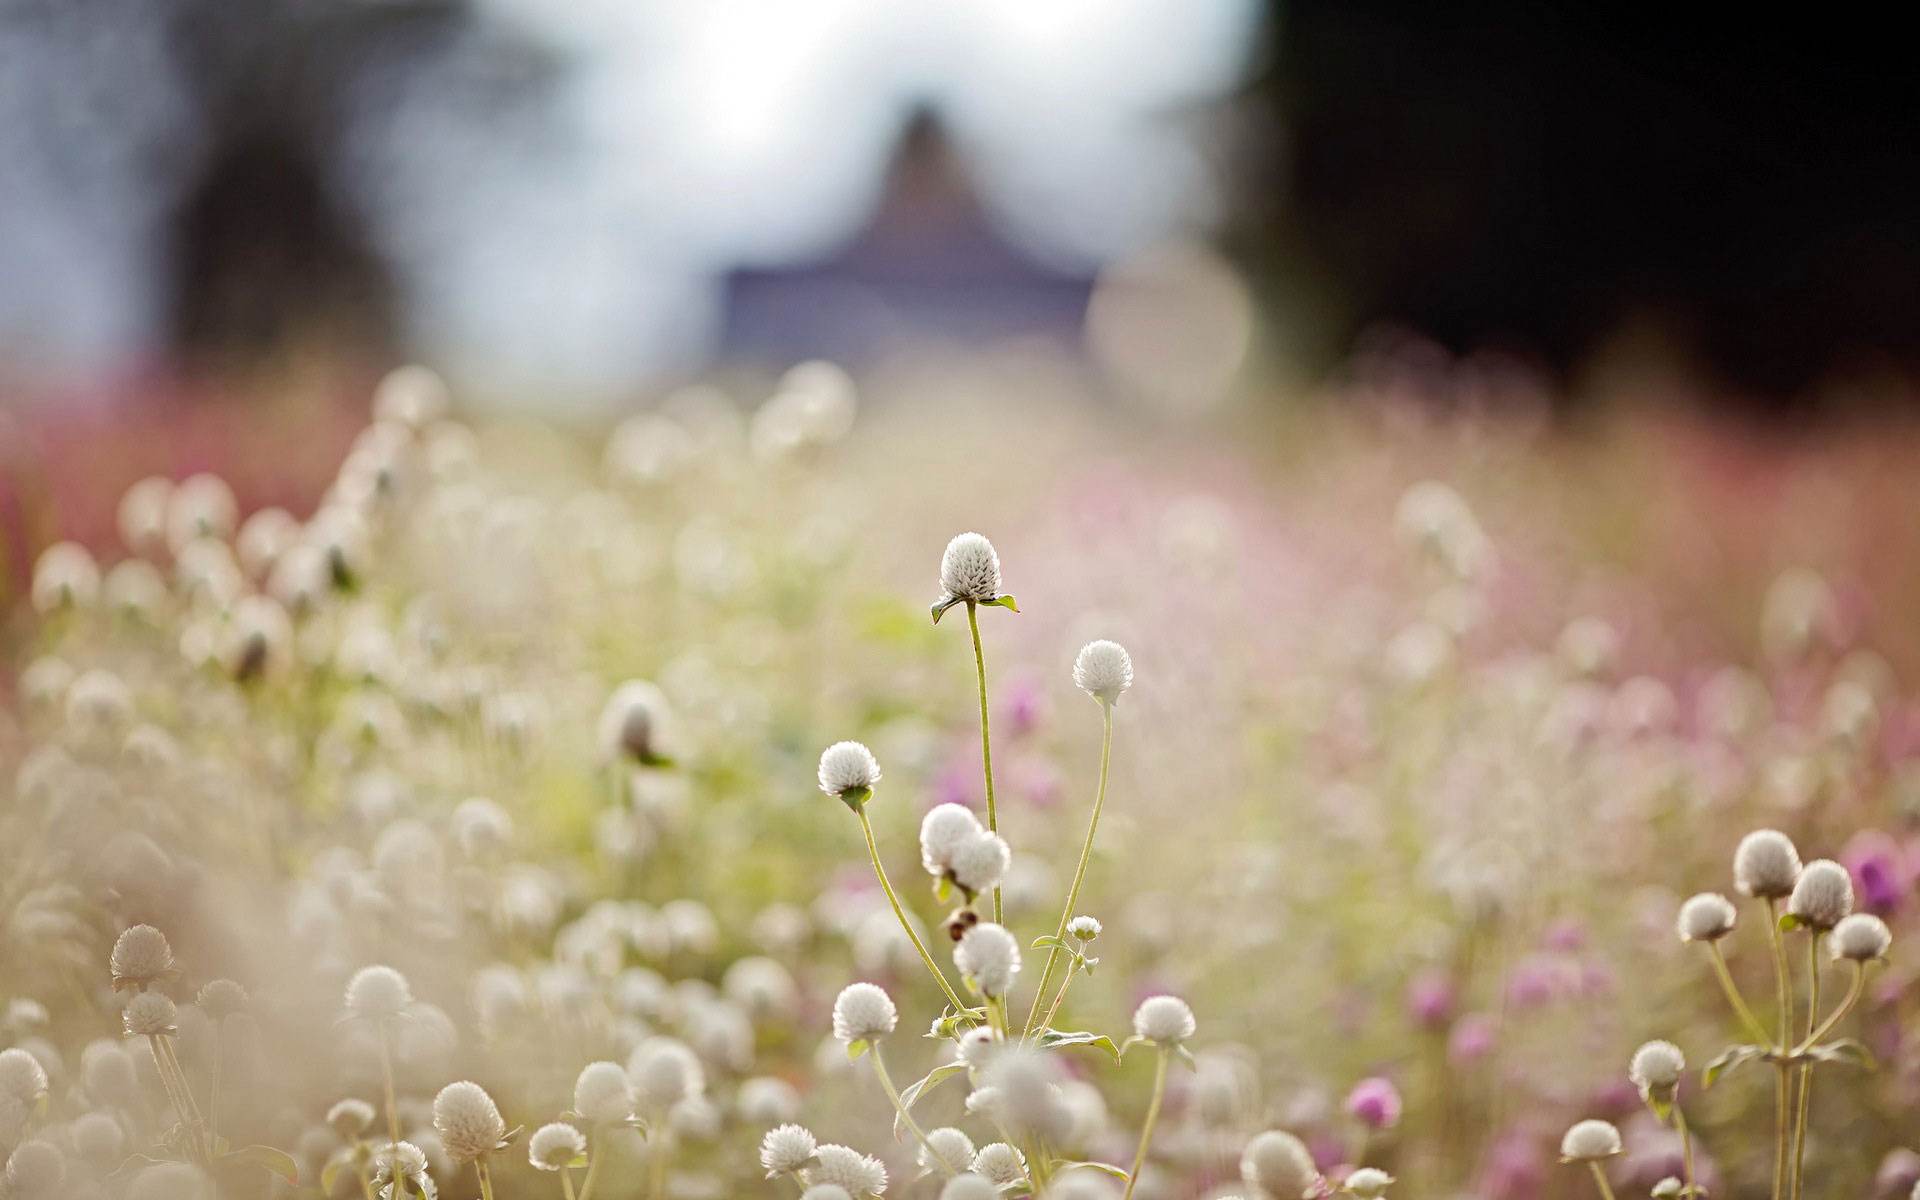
[6,356,1920,1200]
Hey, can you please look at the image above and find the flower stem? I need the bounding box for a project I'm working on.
[1677,1107,1696,1198]
[560,1166,579,1200]
[477,1156,498,1200]
[1794,960,1866,1053]
[857,807,971,1014]
[1035,959,1082,1041]
[966,601,1003,926]
[649,1133,669,1200]
[1119,1048,1169,1200]
[578,1140,605,1200]
[1023,701,1113,1039]
[870,1046,944,1170]
[1586,1161,1618,1200]
[1790,934,1821,1200]
[1764,897,1792,1200]
[1705,942,1772,1046]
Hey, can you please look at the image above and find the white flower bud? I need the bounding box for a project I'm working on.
[971,1143,1026,1187]
[807,1144,887,1196]
[1072,640,1134,704]
[1132,995,1196,1045]
[957,1026,1000,1069]
[1788,859,1854,930]
[949,832,1011,894]
[1240,1130,1317,1200]
[328,1098,376,1139]
[344,966,413,1020]
[760,1123,817,1176]
[122,992,178,1037]
[529,1123,586,1171]
[818,741,881,798]
[432,1081,506,1162]
[5,1139,66,1195]
[572,1061,634,1124]
[955,924,1020,997]
[0,1049,48,1100]
[939,1176,998,1200]
[1067,916,1102,942]
[31,542,99,612]
[71,1111,124,1162]
[920,1128,976,1176]
[1676,893,1737,943]
[1560,1119,1622,1161]
[628,1037,704,1112]
[1734,830,1802,899]
[940,533,1003,603]
[832,983,898,1044]
[1831,913,1892,962]
[1346,1166,1395,1198]
[1629,1041,1685,1094]
[920,804,984,876]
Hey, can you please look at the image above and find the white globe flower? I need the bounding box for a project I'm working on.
[572,1061,634,1124]
[122,992,178,1037]
[1832,912,1893,962]
[832,983,899,1044]
[920,804,984,876]
[940,533,1003,603]
[808,1144,888,1196]
[1675,893,1737,943]
[818,741,882,798]
[1788,859,1854,930]
[1132,995,1196,1045]
[528,1123,586,1172]
[760,1123,818,1177]
[1072,640,1134,704]
[1560,1119,1623,1161]
[344,966,413,1020]
[949,832,1011,894]
[1241,1130,1317,1200]
[939,1176,998,1200]
[432,1081,506,1162]
[1629,1041,1685,1094]
[955,924,1021,997]
[1734,830,1802,899]
[971,1143,1027,1187]
[919,1127,976,1176]
[110,924,174,988]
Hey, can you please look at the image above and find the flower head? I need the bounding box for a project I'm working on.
[1734,830,1802,899]
[1067,916,1102,943]
[1133,995,1197,1046]
[1832,912,1893,962]
[940,533,1003,604]
[1345,1166,1395,1198]
[803,1189,854,1200]
[1629,1041,1685,1102]
[949,831,1011,894]
[196,979,248,1020]
[1344,1076,1402,1130]
[818,741,882,800]
[123,992,178,1037]
[1789,859,1854,930]
[5,1139,65,1195]
[629,1037,704,1111]
[956,923,1021,997]
[0,1049,48,1101]
[939,1177,998,1200]
[110,925,175,989]
[432,1081,507,1162]
[599,681,672,764]
[971,1143,1027,1187]
[344,966,414,1020]
[761,1123,818,1177]
[529,1123,586,1171]
[1072,640,1134,704]
[832,982,898,1044]
[1676,893,1737,943]
[919,1128,976,1176]
[572,1061,634,1124]
[328,1098,376,1139]
[921,804,984,876]
[1559,1119,1622,1162]
[808,1144,888,1196]
[1241,1130,1318,1200]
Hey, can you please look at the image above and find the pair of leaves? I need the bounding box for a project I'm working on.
[893,1063,969,1140]
[1702,1038,1876,1089]
[930,594,1020,624]
[1035,1029,1122,1062]
[1030,935,1100,977]
[926,1006,988,1040]
[1052,1160,1129,1182]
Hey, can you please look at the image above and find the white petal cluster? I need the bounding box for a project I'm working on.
[110,925,175,986]
[528,1124,586,1171]
[919,1127,976,1175]
[1675,892,1737,943]
[1734,830,1802,899]
[760,1123,818,1176]
[971,1143,1027,1187]
[949,831,1011,894]
[831,982,898,1044]
[1788,859,1854,930]
[572,1061,634,1123]
[955,924,1021,997]
[940,533,1003,603]
[818,742,882,797]
[344,965,414,1020]
[1560,1119,1622,1161]
[122,992,178,1037]
[1629,1041,1685,1092]
[1832,913,1893,962]
[1072,640,1134,704]
[1241,1130,1317,1200]
[1133,995,1196,1044]
[808,1144,888,1196]
[432,1081,507,1162]
[921,804,984,876]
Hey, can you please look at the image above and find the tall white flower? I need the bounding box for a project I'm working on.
[528,1124,585,1171]
[1133,995,1197,1045]
[832,983,898,1045]
[808,1144,888,1196]
[328,1099,376,1139]
[432,1081,507,1162]
[1675,893,1737,943]
[970,1143,1027,1187]
[921,804,984,876]
[949,832,1011,895]
[1560,1119,1623,1161]
[0,1049,48,1101]
[939,1176,998,1200]
[760,1124,818,1177]
[122,992,178,1037]
[940,534,1003,604]
[344,966,414,1020]
[30,542,99,613]
[1241,1130,1317,1199]
[1832,913,1892,962]
[1734,830,1802,899]
[1788,859,1854,930]
[919,1128,976,1176]
[629,1037,704,1112]
[110,924,175,989]
[818,742,882,799]
[572,1061,634,1124]
[955,924,1021,997]
[1072,641,1134,705]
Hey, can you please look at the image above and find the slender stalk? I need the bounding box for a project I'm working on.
[856,806,971,1014]
[356,1158,378,1200]
[1035,959,1083,1040]
[1794,960,1866,1053]
[649,1132,670,1200]
[560,1166,579,1200]
[1023,702,1113,1039]
[577,1139,606,1200]
[207,1021,224,1148]
[1790,934,1821,1200]
[146,1035,202,1158]
[1586,1161,1619,1200]
[965,601,1003,925]
[1706,943,1772,1046]
[870,1046,945,1170]
[377,1024,403,1148]
[1677,1107,1696,1198]
[1764,898,1792,1200]
[477,1157,498,1200]
[1119,1048,1169,1200]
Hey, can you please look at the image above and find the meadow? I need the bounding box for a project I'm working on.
[4,357,1918,1200]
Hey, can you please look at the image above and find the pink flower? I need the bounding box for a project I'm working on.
[1448,1014,1497,1064]
[1406,967,1456,1030]
[1344,1077,1402,1130]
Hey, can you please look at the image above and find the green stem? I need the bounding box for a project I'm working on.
[1677,1107,1696,1198]
[560,1166,579,1200]
[1794,960,1866,1053]
[477,1156,497,1200]
[1035,959,1082,1041]
[1790,934,1820,1200]
[1023,701,1113,1039]
[1764,898,1792,1200]
[1706,942,1772,1046]
[870,1046,945,1171]
[208,1021,223,1149]
[966,601,1003,926]
[356,1159,378,1200]
[578,1140,605,1200]
[1119,1048,1169,1200]
[856,807,971,1014]
[649,1133,669,1200]
[1587,1160,1618,1200]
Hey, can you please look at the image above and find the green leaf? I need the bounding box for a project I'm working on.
[931,596,963,624]
[893,1063,969,1139]
[220,1145,301,1185]
[1051,1160,1130,1181]
[321,1159,346,1195]
[985,595,1019,612]
[936,877,953,904]
[1807,1038,1877,1070]
[1036,1029,1123,1062]
[1778,913,1802,932]
[1701,1043,1769,1089]
[1031,934,1069,952]
[846,1039,870,1062]
[1117,1034,1148,1060]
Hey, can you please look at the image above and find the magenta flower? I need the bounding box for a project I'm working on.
[1843,829,1909,915]
[1344,1077,1402,1130]
[1406,967,1456,1030]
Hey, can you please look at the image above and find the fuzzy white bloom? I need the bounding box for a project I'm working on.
[940,533,1003,603]
[1073,640,1134,704]
[432,1081,506,1162]
[1132,995,1196,1045]
[6,1140,66,1194]
[31,542,99,612]
[372,1141,432,1198]
[110,924,174,986]
[1345,1166,1394,1198]
[1734,830,1802,899]
[1832,913,1893,962]
[971,1143,1027,1187]
[956,1026,1001,1069]
[920,1127,977,1176]
[832,983,898,1044]
[572,1061,635,1123]
[1066,915,1102,942]
[1675,892,1738,943]
[949,831,1011,894]
[79,1041,137,1107]
[920,804,984,875]
[344,966,413,1019]
[939,1176,998,1200]
[599,680,671,764]
[1241,1130,1317,1200]
[1629,1041,1685,1093]
[628,1037,704,1111]
[818,741,882,797]
[724,958,799,1019]
[738,1077,802,1124]
[802,1189,854,1200]
[452,798,514,859]
[955,923,1021,997]
[528,1123,586,1171]
[127,1161,214,1200]
[72,1111,125,1161]
[808,1144,888,1196]
[373,364,452,428]
[760,1123,818,1176]
[1788,859,1854,930]
[1560,1119,1623,1161]
[0,1049,48,1100]
[196,979,248,1021]
[122,992,178,1037]
[328,1098,377,1139]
